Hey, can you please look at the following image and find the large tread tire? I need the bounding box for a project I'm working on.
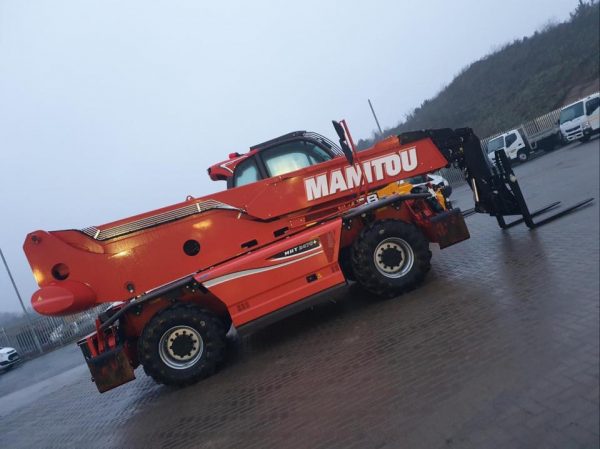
[138,303,227,387]
[351,220,431,298]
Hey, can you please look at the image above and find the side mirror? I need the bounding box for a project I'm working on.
[332,120,354,165]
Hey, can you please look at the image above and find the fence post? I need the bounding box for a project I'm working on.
[0,327,7,347]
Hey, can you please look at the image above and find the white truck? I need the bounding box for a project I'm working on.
[484,108,563,164]
[559,92,600,143]
[486,129,530,163]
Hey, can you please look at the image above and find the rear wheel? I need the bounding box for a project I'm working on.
[517,150,529,162]
[351,220,431,298]
[138,304,227,386]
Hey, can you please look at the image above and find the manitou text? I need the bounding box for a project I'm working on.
[304,147,418,201]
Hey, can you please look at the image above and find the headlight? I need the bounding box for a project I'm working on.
[583,121,591,129]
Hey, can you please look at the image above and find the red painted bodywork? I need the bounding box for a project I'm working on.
[195,218,344,327]
[23,128,470,392]
[24,134,449,317]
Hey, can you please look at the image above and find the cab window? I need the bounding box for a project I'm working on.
[585,97,599,115]
[505,133,517,147]
[233,158,260,187]
[261,141,332,177]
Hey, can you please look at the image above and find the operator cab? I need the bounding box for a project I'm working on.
[208,131,344,189]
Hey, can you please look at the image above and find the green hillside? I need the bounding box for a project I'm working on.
[358,1,600,148]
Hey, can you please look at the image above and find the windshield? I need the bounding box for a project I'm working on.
[560,102,584,124]
[487,136,504,153]
[262,141,332,177]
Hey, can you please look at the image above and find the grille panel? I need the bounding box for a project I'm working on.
[81,200,241,241]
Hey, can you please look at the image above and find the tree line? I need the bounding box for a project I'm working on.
[358,1,600,149]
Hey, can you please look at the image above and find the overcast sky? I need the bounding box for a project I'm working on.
[0,0,579,313]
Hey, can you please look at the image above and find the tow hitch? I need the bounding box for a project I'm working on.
[78,321,136,393]
[82,344,136,393]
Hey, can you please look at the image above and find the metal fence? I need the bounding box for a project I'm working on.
[0,305,109,357]
[523,108,562,139]
[445,105,565,187]
[480,105,566,151]
[435,166,466,187]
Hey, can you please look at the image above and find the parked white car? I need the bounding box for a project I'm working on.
[0,346,21,372]
[559,92,600,142]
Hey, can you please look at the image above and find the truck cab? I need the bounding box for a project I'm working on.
[559,92,600,142]
[486,129,530,163]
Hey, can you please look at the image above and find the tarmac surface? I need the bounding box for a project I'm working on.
[1,139,598,449]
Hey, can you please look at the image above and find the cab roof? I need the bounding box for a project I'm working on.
[207,130,342,182]
[561,92,600,110]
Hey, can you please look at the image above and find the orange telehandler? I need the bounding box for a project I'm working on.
[23,121,592,392]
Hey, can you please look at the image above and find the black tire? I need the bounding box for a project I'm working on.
[580,135,591,143]
[138,303,227,387]
[351,220,431,298]
[517,150,529,162]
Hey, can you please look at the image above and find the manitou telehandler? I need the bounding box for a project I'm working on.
[23,121,592,392]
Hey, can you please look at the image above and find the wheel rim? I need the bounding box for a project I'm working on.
[158,325,204,370]
[518,152,527,161]
[373,237,415,278]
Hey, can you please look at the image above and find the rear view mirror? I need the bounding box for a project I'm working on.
[332,120,354,165]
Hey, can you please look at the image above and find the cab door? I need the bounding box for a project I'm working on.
[504,132,519,159]
[585,96,600,131]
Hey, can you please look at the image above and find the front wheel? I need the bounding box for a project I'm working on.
[517,150,529,162]
[351,220,431,298]
[138,304,227,386]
